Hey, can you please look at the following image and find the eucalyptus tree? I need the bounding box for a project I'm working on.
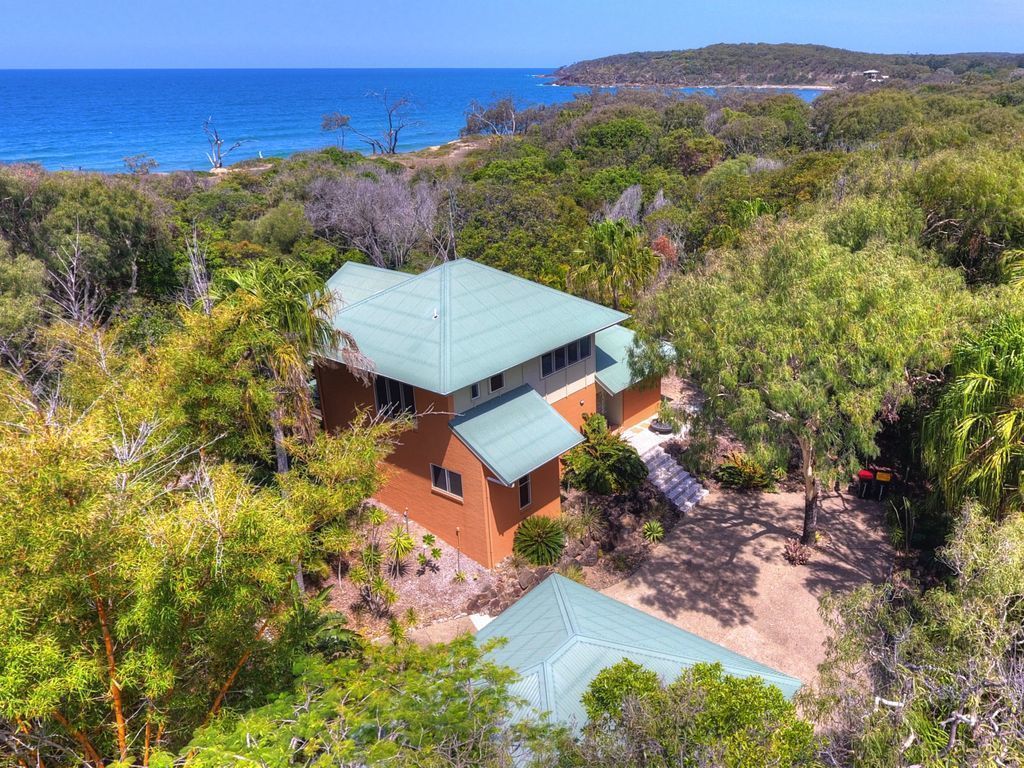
[637,224,964,543]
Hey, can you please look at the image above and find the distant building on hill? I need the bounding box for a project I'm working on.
[862,69,889,82]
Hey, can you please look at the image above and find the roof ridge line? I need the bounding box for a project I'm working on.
[439,261,452,393]
[462,259,632,321]
[331,264,419,314]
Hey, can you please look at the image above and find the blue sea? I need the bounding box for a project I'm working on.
[0,69,824,172]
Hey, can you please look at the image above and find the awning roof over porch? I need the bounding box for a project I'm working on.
[450,385,584,486]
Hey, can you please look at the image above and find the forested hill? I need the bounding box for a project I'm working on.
[552,43,1024,87]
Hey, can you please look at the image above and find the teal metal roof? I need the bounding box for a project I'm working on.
[450,385,583,485]
[476,574,802,729]
[326,262,413,306]
[326,259,628,395]
[595,325,641,396]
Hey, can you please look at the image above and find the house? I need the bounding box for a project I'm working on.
[475,574,802,728]
[317,259,662,568]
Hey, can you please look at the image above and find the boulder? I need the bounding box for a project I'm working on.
[578,542,599,567]
[517,568,540,591]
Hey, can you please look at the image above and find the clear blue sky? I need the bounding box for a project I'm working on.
[4,0,1021,68]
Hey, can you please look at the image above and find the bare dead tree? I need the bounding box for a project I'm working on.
[122,154,158,175]
[430,175,462,262]
[49,224,101,327]
[202,117,248,169]
[348,91,418,155]
[320,111,351,148]
[604,184,644,226]
[462,95,532,138]
[306,170,440,270]
[182,225,212,315]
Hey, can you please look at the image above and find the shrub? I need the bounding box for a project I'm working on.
[563,414,649,495]
[641,519,665,544]
[713,450,784,491]
[783,538,812,565]
[558,563,586,583]
[582,659,662,721]
[513,515,566,566]
[573,661,818,766]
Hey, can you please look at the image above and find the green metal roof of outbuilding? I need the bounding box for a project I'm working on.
[326,261,413,305]
[449,385,583,485]
[325,260,628,395]
[476,574,802,729]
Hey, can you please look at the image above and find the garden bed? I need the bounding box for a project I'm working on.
[323,503,494,639]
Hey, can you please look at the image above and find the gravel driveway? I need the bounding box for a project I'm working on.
[602,488,892,686]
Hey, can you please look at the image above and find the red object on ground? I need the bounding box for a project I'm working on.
[858,469,875,481]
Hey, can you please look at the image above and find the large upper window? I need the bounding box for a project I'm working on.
[431,464,463,499]
[374,376,415,417]
[541,336,592,377]
[489,372,505,393]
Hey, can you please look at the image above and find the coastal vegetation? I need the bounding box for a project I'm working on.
[553,42,1024,87]
[2,59,1024,765]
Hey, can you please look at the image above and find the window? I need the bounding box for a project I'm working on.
[431,464,463,499]
[471,382,480,400]
[541,336,593,378]
[374,376,415,417]
[517,474,531,509]
[489,372,505,393]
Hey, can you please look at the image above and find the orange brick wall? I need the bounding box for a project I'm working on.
[620,381,662,430]
[551,382,597,431]
[486,458,562,563]
[316,364,577,568]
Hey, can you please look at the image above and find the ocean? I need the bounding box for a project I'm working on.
[0,69,824,172]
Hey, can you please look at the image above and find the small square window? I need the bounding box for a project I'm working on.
[489,372,505,393]
[471,382,480,399]
[430,464,463,499]
[517,474,531,509]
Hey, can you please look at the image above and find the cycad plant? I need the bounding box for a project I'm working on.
[513,515,566,566]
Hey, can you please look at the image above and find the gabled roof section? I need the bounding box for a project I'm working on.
[326,262,413,306]
[450,385,583,486]
[325,259,628,394]
[476,574,802,728]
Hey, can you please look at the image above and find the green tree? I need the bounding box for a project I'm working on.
[569,219,658,311]
[923,314,1024,518]
[640,225,964,543]
[563,661,818,767]
[169,637,561,767]
[0,328,305,766]
[810,507,1024,766]
[0,239,46,343]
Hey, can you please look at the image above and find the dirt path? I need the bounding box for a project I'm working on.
[603,489,892,686]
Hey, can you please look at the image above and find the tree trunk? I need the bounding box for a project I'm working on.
[798,436,819,545]
[271,409,305,592]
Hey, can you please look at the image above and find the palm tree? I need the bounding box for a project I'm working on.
[214,260,371,590]
[215,259,349,475]
[569,219,659,310]
[923,315,1024,518]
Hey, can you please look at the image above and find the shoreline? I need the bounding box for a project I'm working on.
[544,79,835,91]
